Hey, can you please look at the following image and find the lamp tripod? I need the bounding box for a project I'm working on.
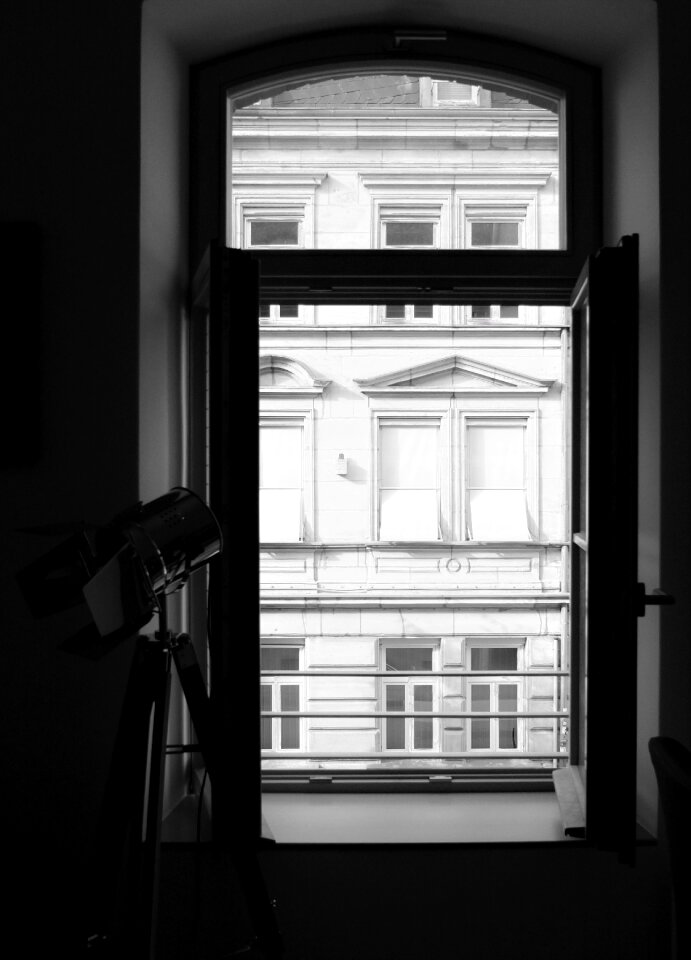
[86,596,283,960]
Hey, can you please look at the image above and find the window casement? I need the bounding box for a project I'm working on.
[380,642,440,753]
[376,204,445,325]
[261,643,305,753]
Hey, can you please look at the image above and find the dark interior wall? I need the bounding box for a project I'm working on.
[1,1,142,951]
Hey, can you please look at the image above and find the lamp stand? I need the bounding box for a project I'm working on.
[86,607,283,959]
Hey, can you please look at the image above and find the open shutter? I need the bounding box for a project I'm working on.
[204,244,262,842]
[561,234,639,861]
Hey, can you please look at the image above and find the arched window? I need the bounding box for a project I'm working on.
[190,29,638,858]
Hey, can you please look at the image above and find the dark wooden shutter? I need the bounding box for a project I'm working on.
[206,243,262,842]
[568,234,639,861]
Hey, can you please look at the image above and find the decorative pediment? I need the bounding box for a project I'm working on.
[259,355,330,395]
[354,355,553,395]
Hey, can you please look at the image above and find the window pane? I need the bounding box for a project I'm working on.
[279,304,299,318]
[232,73,562,251]
[436,80,473,101]
[380,489,438,540]
[498,687,519,749]
[386,648,433,672]
[471,305,491,319]
[380,424,438,487]
[280,684,300,749]
[499,305,519,319]
[498,684,518,712]
[413,304,434,319]
[384,221,435,246]
[470,647,518,672]
[471,719,490,749]
[261,647,300,671]
[260,426,302,487]
[471,684,490,712]
[414,685,433,711]
[467,490,529,540]
[471,221,520,246]
[259,489,302,541]
[384,304,405,319]
[261,685,272,749]
[386,685,405,749]
[251,220,299,245]
[414,719,433,749]
[498,719,518,749]
[467,424,524,488]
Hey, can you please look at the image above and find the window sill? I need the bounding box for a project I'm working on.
[261,790,574,845]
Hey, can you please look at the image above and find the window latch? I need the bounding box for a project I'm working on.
[636,583,675,617]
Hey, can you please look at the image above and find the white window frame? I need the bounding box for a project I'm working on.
[461,199,535,251]
[233,186,321,323]
[260,640,306,753]
[259,412,313,542]
[465,638,526,753]
[380,640,441,754]
[459,412,539,543]
[370,196,450,325]
[430,78,483,107]
[374,414,449,542]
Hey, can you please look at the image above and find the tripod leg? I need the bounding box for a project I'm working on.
[86,636,171,960]
[172,634,284,959]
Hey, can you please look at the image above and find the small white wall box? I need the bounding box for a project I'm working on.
[335,453,348,475]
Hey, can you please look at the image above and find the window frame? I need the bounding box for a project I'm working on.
[380,640,441,754]
[190,27,606,839]
[260,641,306,754]
[259,412,312,543]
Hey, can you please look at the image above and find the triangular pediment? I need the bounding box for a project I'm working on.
[355,355,553,394]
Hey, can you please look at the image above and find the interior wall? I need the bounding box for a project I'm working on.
[1,1,142,953]
[140,12,192,816]
[601,28,660,833]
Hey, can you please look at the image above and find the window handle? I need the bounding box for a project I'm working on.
[636,583,675,618]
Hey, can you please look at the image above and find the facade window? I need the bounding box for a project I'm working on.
[248,218,300,247]
[469,305,520,323]
[464,419,531,541]
[259,421,303,541]
[382,219,436,248]
[381,643,439,752]
[378,207,441,323]
[378,420,440,541]
[239,204,311,322]
[432,79,481,106]
[470,221,521,247]
[376,412,535,543]
[261,645,303,752]
[464,204,530,249]
[467,643,524,752]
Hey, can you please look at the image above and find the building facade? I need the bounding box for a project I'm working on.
[237,74,569,778]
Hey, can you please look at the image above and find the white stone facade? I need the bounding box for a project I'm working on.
[238,75,569,775]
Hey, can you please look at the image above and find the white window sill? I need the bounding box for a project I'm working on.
[261,791,574,845]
